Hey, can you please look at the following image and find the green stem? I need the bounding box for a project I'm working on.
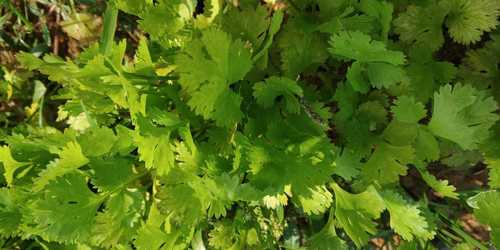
[99,1,119,55]
[38,96,44,127]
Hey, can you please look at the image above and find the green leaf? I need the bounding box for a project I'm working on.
[381,190,435,241]
[0,188,23,237]
[330,31,407,90]
[253,76,304,114]
[221,5,270,49]
[91,190,144,247]
[135,0,195,44]
[361,142,415,185]
[77,127,117,157]
[306,208,346,250]
[469,191,500,248]
[278,21,329,78]
[391,96,426,124]
[419,170,458,199]
[406,48,458,102]
[33,141,89,192]
[428,84,499,150]
[30,173,102,243]
[329,31,405,65]
[346,61,370,93]
[331,183,385,247]
[0,146,29,186]
[241,136,335,214]
[459,35,500,101]
[176,28,252,127]
[444,0,500,44]
[365,62,408,89]
[334,149,361,181]
[134,133,174,176]
[393,4,448,51]
[358,0,393,39]
[89,157,137,192]
[382,121,418,146]
[415,128,440,162]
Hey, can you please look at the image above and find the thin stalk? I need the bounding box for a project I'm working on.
[38,96,44,127]
[99,1,118,55]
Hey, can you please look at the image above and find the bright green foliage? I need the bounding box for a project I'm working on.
[428,84,499,150]
[406,47,458,102]
[361,142,415,185]
[329,31,405,65]
[381,191,434,241]
[394,0,500,48]
[0,146,29,186]
[420,170,459,199]
[391,96,426,124]
[470,191,500,247]
[176,28,252,127]
[239,135,335,215]
[33,141,89,192]
[331,183,385,247]
[29,173,102,243]
[444,0,500,44]
[329,31,407,92]
[1,0,499,249]
[0,188,22,237]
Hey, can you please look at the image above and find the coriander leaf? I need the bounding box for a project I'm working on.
[89,157,137,192]
[278,20,329,78]
[329,31,405,65]
[329,31,407,90]
[241,136,335,215]
[221,5,269,49]
[134,224,172,250]
[428,84,499,150]
[0,146,29,186]
[365,62,408,89]
[361,142,414,185]
[487,157,500,189]
[175,28,252,127]
[131,0,196,47]
[334,149,362,181]
[391,96,426,124]
[382,121,418,146]
[156,181,206,225]
[0,188,23,237]
[358,0,394,39]
[393,4,448,51]
[459,35,500,102]
[253,76,304,114]
[419,170,458,199]
[134,134,174,176]
[406,48,458,102]
[443,0,500,44]
[381,190,435,241]
[30,173,102,243]
[91,190,144,247]
[415,128,440,162]
[77,126,117,157]
[306,208,346,250]
[481,124,500,189]
[203,174,240,218]
[33,141,89,192]
[346,62,370,93]
[469,191,500,248]
[331,183,385,247]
